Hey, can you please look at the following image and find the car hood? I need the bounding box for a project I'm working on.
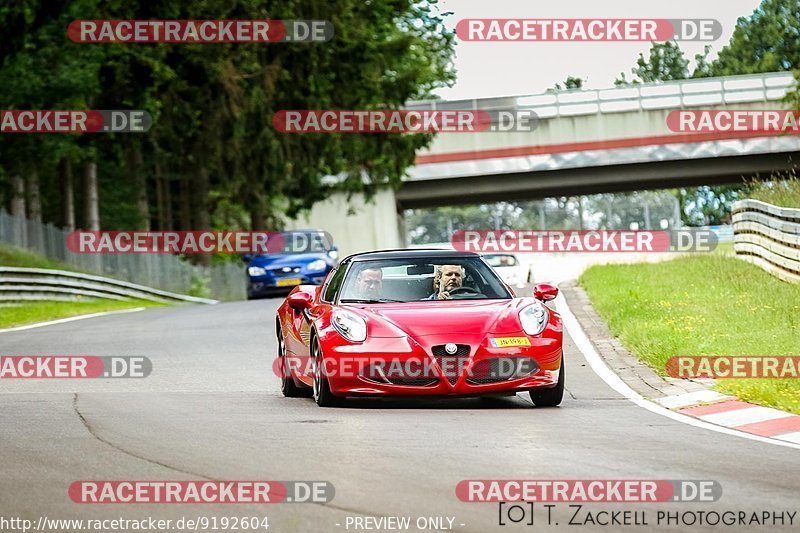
[250,252,327,267]
[352,299,534,338]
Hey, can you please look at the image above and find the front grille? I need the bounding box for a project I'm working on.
[361,362,438,387]
[432,344,471,385]
[467,357,540,385]
[270,266,301,275]
[432,344,470,357]
[387,376,439,387]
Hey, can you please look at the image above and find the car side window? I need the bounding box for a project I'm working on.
[323,261,348,302]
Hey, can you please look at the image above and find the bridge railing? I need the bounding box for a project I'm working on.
[732,199,800,284]
[408,72,797,119]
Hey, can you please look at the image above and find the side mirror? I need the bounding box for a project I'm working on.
[242,253,253,263]
[534,283,558,302]
[327,245,338,262]
[287,291,313,311]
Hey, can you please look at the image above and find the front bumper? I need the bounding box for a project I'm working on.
[321,333,562,397]
[248,273,328,297]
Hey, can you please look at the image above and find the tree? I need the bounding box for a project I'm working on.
[709,0,800,76]
[0,0,457,250]
[615,40,689,85]
[552,76,585,90]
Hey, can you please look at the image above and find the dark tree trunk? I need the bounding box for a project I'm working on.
[60,159,75,231]
[10,175,25,218]
[250,206,265,231]
[84,161,100,230]
[26,171,42,222]
[154,163,165,230]
[128,144,149,230]
[179,172,192,231]
[192,166,211,266]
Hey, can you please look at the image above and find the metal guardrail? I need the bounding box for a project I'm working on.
[407,72,797,119]
[0,209,247,300]
[0,267,218,304]
[733,199,800,284]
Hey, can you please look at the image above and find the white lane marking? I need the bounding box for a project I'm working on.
[0,307,145,334]
[699,407,793,427]
[776,432,800,444]
[655,390,732,409]
[555,293,800,450]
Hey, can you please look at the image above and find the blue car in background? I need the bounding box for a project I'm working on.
[244,230,338,299]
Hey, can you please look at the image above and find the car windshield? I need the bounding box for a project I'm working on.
[338,257,512,303]
[483,254,519,267]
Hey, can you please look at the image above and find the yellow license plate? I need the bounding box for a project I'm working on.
[489,336,531,348]
[276,278,302,287]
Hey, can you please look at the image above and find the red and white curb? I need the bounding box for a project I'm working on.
[556,293,800,449]
[674,398,800,445]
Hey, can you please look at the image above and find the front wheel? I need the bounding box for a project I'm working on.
[311,336,345,407]
[528,354,565,407]
[278,327,309,398]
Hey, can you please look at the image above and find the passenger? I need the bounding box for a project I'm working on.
[354,268,383,299]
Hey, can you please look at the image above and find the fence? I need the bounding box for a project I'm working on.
[0,209,247,301]
[732,199,800,284]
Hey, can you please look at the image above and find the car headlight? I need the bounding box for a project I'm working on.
[248,266,267,277]
[331,309,367,342]
[519,302,549,336]
[307,259,327,272]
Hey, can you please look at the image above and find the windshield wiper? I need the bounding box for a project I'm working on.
[340,298,404,303]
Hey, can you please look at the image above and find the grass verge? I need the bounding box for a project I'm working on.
[579,253,800,414]
[0,244,83,271]
[0,299,163,329]
[1,243,167,328]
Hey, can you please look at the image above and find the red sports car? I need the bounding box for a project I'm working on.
[275,249,563,407]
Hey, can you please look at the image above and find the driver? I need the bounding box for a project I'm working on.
[424,264,465,300]
[354,268,383,299]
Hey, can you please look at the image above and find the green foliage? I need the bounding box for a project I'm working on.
[552,76,585,90]
[746,171,800,208]
[709,0,800,75]
[614,41,689,85]
[0,0,456,234]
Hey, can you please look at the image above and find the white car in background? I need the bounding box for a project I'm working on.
[482,253,530,288]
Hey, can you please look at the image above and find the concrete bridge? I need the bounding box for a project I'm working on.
[287,72,799,257]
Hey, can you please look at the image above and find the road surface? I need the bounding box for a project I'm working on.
[0,298,797,532]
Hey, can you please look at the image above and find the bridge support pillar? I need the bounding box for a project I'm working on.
[284,188,405,259]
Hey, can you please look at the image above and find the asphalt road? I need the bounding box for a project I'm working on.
[0,297,798,533]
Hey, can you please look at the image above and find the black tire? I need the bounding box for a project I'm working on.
[277,324,309,398]
[528,354,565,407]
[311,336,345,407]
